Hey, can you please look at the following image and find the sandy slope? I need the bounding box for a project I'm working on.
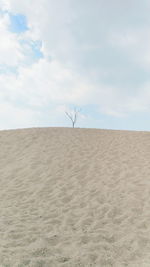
[0,127,150,266]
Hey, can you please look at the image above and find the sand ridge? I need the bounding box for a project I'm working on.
[0,127,150,266]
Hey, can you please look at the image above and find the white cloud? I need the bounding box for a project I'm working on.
[1,0,150,129]
[2,56,150,120]
[126,83,150,112]
[1,0,74,61]
[0,13,25,66]
[14,58,92,106]
[1,54,150,129]
[110,31,137,47]
[0,102,40,129]
[0,58,94,128]
[110,27,150,68]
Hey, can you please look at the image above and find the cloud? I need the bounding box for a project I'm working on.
[2,56,149,120]
[110,28,150,69]
[0,102,40,129]
[0,11,42,70]
[1,0,150,129]
[0,13,24,66]
[0,58,93,106]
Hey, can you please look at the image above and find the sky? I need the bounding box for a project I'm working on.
[1,0,150,130]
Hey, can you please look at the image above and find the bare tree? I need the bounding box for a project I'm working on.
[65,107,81,128]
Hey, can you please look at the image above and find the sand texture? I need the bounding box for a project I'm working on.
[0,127,150,266]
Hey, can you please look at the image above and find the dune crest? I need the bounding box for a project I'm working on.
[0,127,150,266]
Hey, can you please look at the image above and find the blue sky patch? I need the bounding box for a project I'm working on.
[9,13,28,33]
[19,40,43,63]
[30,40,44,60]
[0,64,18,75]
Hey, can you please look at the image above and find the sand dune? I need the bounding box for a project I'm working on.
[0,127,150,266]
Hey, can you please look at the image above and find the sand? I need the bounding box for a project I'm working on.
[0,127,150,266]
